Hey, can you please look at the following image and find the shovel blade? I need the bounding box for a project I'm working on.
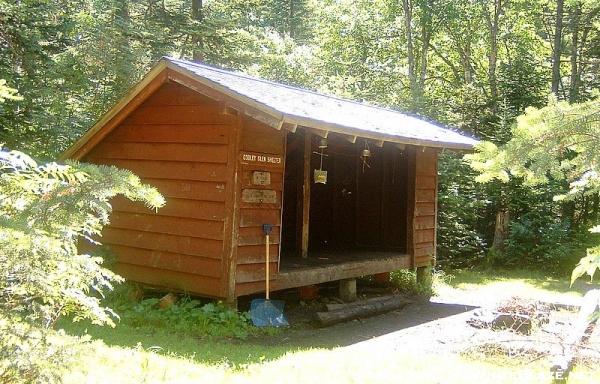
[249,299,288,327]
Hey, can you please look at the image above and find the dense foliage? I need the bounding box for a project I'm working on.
[1,0,599,272]
[0,148,164,383]
[467,98,600,282]
[115,296,253,339]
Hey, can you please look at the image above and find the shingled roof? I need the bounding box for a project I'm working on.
[165,57,477,150]
[63,57,477,159]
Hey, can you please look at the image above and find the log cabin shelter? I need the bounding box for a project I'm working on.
[62,57,478,305]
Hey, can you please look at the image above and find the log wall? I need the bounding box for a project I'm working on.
[83,78,439,299]
[234,116,286,296]
[86,81,233,298]
[412,147,438,267]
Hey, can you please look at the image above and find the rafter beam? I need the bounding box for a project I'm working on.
[341,134,357,144]
[306,127,329,138]
[283,122,298,133]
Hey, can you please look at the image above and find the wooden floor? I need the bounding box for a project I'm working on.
[273,250,411,291]
[280,250,408,270]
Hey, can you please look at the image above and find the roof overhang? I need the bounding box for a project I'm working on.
[62,58,476,161]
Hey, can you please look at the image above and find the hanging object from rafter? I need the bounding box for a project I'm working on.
[360,140,371,173]
[313,138,328,184]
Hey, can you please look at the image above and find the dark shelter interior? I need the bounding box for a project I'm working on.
[280,130,410,269]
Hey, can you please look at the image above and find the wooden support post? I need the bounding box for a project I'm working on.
[374,272,391,286]
[225,297,238,310]
[416,265,432,290]
[395,143,406,151]
[298,285,320,301]
[339,278,357,302]
[301,132,312,258]
[283,122,298,133]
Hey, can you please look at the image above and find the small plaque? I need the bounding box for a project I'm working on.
[252,171,271,186]
[242,189,277,204]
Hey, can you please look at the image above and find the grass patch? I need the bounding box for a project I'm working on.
[58,269,600,383]
[61,332,600,384]
[436,268,598,306]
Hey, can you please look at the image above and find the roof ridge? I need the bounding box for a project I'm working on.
[163,56,440,125]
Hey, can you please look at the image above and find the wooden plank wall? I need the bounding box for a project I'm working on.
[234,116,286,296]
[412,147,439,267]
[86,81,234,298]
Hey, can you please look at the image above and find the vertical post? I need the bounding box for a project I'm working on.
[416,265,432,292]
[223,112,242,308]
[265,233,270,300]
[339,278,357,302]
[301,132,312,258]
[405,146,416,268]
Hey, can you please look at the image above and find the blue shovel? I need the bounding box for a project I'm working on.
[249,224,288,327]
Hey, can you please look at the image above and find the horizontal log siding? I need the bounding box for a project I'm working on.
[234,116,286,296]
[86,81,232,296]
[413,148,438,267]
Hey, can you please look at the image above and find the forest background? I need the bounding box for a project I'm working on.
[1,0,599,274]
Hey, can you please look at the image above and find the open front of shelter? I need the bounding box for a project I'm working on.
[63,57,477,305]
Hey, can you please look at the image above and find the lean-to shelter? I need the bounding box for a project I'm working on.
[63,57,477,304]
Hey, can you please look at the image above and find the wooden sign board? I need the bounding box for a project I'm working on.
[240,151,283,169]
[241,189,278,204]
[252,171,271,186]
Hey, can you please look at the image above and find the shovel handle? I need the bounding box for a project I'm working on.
[265,234,270,300]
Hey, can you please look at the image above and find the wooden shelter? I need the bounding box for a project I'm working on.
[63,57,477,304]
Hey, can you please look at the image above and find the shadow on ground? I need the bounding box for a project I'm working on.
[263,301,476,348]
[63,300,476,366]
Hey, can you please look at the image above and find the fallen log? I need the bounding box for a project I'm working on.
[317,296,413,326]
[325,295,396,312]
[550,289,600,379]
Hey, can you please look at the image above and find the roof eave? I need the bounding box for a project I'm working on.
[61,58,477,161]
[166,60,477,150]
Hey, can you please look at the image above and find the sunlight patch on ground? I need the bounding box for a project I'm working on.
[62,270,600,383]
[63,338,600,384]
[434,270,589,307]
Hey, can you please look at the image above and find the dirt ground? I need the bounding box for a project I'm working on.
[246,280,600,370]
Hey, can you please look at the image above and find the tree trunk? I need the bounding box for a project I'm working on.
[551,0,564,96]
[417,0,433,107]
[192,0,204,61]
[289,0,295,38]
[484,0,503,111]
[114,0,132,93]
[569,3,581,102]
[577,7,600,86]
[492,210,509,251]
[461,44,473,84]
[402,0,418,110]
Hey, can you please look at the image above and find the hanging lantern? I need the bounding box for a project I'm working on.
[314,169,328,184]
[313,138,328,184]
[360,141,371,172]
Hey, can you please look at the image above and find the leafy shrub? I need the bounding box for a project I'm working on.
[0,148,164,383]
[116,297,252,339]
[390,269,449,297]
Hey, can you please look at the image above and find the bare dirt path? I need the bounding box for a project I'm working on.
[251,280,599,368]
